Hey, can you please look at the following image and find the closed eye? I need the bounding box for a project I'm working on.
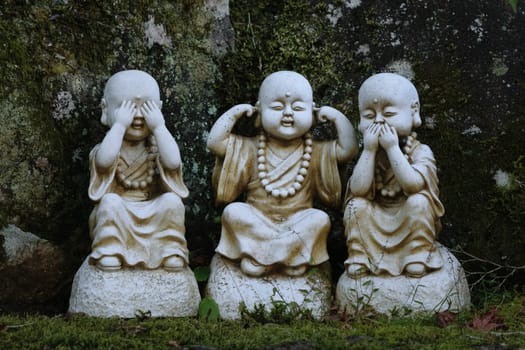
[270,102,284,111]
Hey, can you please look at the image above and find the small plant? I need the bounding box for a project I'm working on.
[198,297,219,321]
[239,287,314,324]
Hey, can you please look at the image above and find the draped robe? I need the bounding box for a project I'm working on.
[212,135,342,268]
[343,141,445,276]
[88,143,189,269]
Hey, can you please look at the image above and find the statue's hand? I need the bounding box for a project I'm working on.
[363,123,380,152]
[113,100,135,128]
[316,106,337,123]
[141,101,165,132]
[231,103,256,120]
[378,124,399,150]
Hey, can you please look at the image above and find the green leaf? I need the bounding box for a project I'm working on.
[198,297,219,321]
[193,266,210,282]
[508,0,518,13]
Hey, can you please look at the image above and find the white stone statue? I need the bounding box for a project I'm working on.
[69,70,200,317]
[206,71,357,319]
[336,73,470,315]
[208,70,357,277]
[88,70,189,271]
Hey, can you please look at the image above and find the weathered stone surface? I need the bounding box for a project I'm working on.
[69,258,201,317]
[336,245,470,316]
[0,225,66,308]
[205,254,332,320]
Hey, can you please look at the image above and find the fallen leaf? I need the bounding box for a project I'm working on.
[469,307,506,331]
[436,310,458,328]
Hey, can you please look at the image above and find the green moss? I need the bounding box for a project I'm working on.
[1,294,525,349]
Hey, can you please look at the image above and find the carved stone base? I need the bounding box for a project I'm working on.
[68,258,201,317]
[205,254,332,320]
[336,245,470,316]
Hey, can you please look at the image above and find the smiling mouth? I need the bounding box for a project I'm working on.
[281,118,294,127]
[132,117,145,128]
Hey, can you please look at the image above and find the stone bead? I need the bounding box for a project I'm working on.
[288,187,296,196]
[302,153,311,161]
[301,160,310,168]
[258,172,267,179]
[139,181,147,189]
[271,189,280,197]
[296,174,305,183]
[305,146,313,153]
[299,168,308,175]
[258,156,266,163]
[265,185,273,192]
[292,182,302,190]
[261,179,269,186]
[258,164,266,171]
[279,189,289,198]
[257,149,265,156]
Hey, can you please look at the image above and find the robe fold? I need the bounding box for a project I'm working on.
[212,134,341,267]
[88,144,189,269]
[343,141,445,276]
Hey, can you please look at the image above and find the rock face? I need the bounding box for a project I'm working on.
[336,245,470,316]
[205,254,332,320]
[69,258,201,318]
[0,225,66,311]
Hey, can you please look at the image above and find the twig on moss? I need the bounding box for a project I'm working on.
[451,246,525,289]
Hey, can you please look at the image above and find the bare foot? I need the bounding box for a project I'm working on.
[163,256,186,271]
[240,258,269,277]
[346,263,368,279]
[284,265,307,277]
[405,262,426,278]
[96,256,121,271]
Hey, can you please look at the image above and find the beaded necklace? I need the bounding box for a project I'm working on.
[117,136,158,189]
[257,132,313,198]
[376,132,417,198]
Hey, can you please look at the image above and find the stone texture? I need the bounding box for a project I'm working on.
[205,254,332,320]
[0,225,66,310]
[336,245,470,316]
[69,258,201,317]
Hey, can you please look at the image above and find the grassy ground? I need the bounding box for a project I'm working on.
[1,294,524,350]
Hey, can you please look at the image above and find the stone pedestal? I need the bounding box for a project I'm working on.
[205,254,332,320]
[336,245,470,316]
[69,258,200,317]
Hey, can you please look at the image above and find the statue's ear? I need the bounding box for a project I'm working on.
[411,101,421,128]
[100,98,109,126]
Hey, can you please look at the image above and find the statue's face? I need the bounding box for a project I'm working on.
[259,73,313,141]
[358,76,416,138]
[104,77,161,141]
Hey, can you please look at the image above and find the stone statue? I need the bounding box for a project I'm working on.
[88,70,189,271]
[208,70,357,277]
[343,72,443,278]
[336,73,470,315]
[205,71,357,319]
[68,70,200,317]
